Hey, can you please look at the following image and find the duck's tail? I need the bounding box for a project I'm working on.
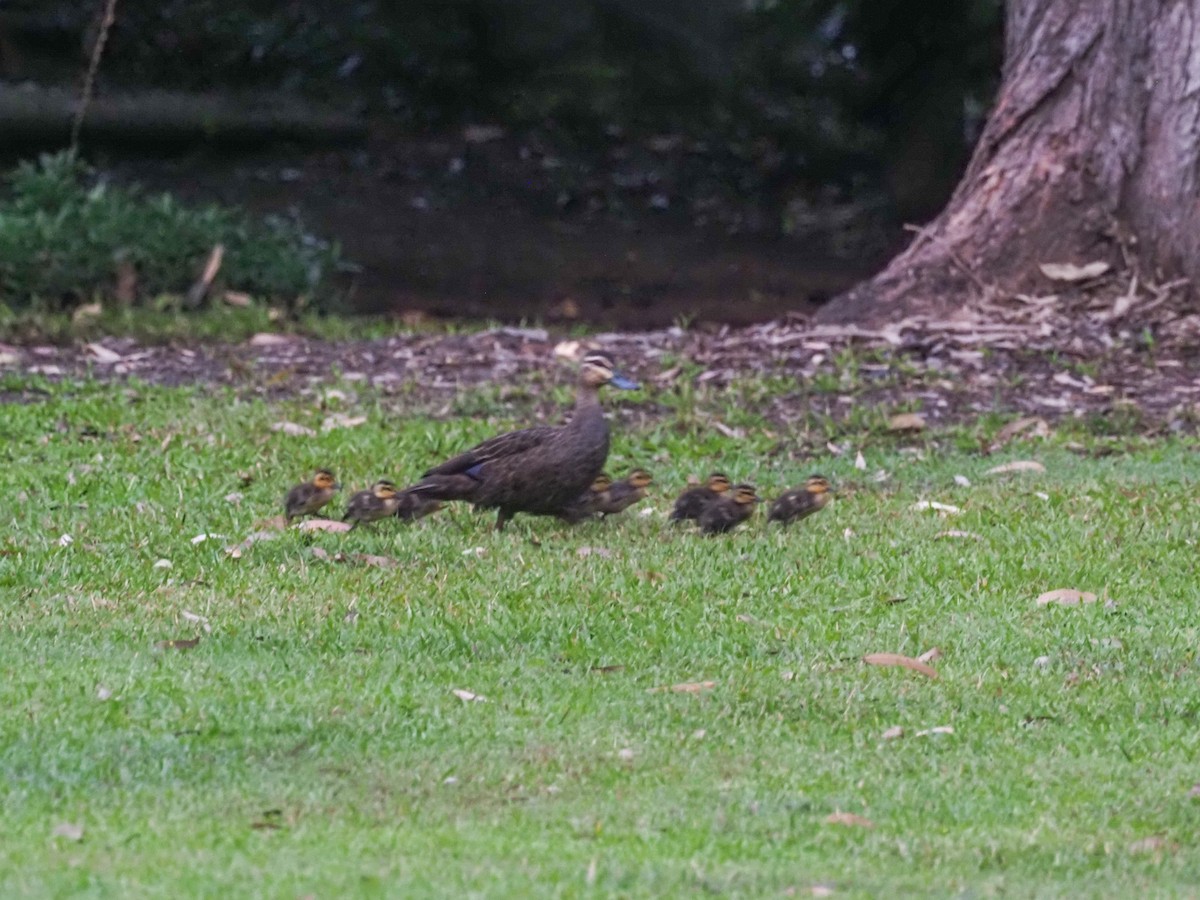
[403,474,478,502]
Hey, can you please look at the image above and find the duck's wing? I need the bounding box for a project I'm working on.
[422,425,557,477]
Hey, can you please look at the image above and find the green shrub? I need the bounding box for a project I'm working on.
[0,151,341,311]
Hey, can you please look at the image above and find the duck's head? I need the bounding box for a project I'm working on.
[581,354,639,390]
[590,473,614,492]
[805,474,833,496]
[627,468,654,489]
[732,484,760,507]
[372,479,399,499]
[313,469,340,491]
[707,472,732,493]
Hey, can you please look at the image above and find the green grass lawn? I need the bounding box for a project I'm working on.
[2,377,1199,897]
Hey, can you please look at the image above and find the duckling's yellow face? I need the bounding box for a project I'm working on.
[805,475,832,496]
[372,480,398,499]
[313,470,337,490]
[732,484,759,506]
[580,354,639,390]
[591,473,613,492]
[707,473,732,493]
[628,469,653,489]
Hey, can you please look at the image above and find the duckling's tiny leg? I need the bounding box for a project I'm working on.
[494,510,511,531]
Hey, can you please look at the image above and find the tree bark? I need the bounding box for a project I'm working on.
[819,0,1200,324]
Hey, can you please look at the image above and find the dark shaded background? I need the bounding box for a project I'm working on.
[0,0,1002,325]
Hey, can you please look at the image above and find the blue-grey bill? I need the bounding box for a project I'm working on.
[610,373,640,390]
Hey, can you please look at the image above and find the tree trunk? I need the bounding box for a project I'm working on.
[819,0,1200,324]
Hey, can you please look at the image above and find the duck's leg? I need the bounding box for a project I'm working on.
[494,509,511,531]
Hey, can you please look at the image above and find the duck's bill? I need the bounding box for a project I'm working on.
[610,373,640,390]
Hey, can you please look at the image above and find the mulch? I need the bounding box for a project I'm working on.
[3,304,1199,434]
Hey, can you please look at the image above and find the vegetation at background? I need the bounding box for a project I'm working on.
[0,152,341,313]
[2,375,1199,895]
[18,0,1002,223]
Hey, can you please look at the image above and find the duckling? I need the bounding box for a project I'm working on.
[768,474,833,525]
[698,483,760,534]
[557,473,613,524]
[393,492,446,523]
[283,469,340,522]
[343,480,402,530]
[597,468,653,516]
[405,354,639,530]
[669,472,731,523]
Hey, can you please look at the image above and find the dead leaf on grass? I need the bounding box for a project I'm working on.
[1038,260,1110,282]
[1036,588,1098,607]
[155,637,200,651]
[854,450,866,470]
[271,421,316,437]
[911,501,962,515]
[1128,835,1177,856]
[917,647,943,664]
[887,412,926,432]
[52,822,84,841]
[86,342,123,364]
[986,460,1046,475]
[352,553,398,569]
[862,653,939,679]
[649,681,717,694]
[935,530,983,541]
[881,726,904,740]
[248,332,295,348]
[452,688,486,702]
[181,610,212,633]
[914,725,955,737]
[991,416,1050,449]
[297,519,351,533]
[321,414,368,432]
[576,546,614,559]
[824,812,875,829]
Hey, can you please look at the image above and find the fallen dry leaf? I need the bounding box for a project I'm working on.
[1128,835,1177,856]
[854,450,866,470]
[452,688,486,702]
[887,412,926,432]
[914,725,955,737]
[352,553,398,569]
[321,414,368,432]
[935,530,983,541]
[553,340,583,360]
[881,725,904,740]
[917,647,943,664]
[52,822,84,841]
[271,421,316,437]
[824,812,875,829]
[576,546,614,559]
[911,500,962,515]
[986,460,1046,475]
[862,653,939,679]
[223,290,252,308]
[991,416,1050,449]
[155,637,200,651]
[1036,588,1098,607]
[649,681,717,694]
[86,342,122,364]
[248,332,294,347]
[297,519,351,533]
[1038,260,1110,282]
[953,474,971,487]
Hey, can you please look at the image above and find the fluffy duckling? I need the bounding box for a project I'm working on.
[768,474,833,525]
[343,480,401,530]
[557,473,613,524]
[669,472,731,523]
[284,469,340,522]
[698,483,760,535]
[597,468,653,516]
[393,492,446,523]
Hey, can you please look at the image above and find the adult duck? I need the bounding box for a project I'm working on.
[406,355,639,530]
